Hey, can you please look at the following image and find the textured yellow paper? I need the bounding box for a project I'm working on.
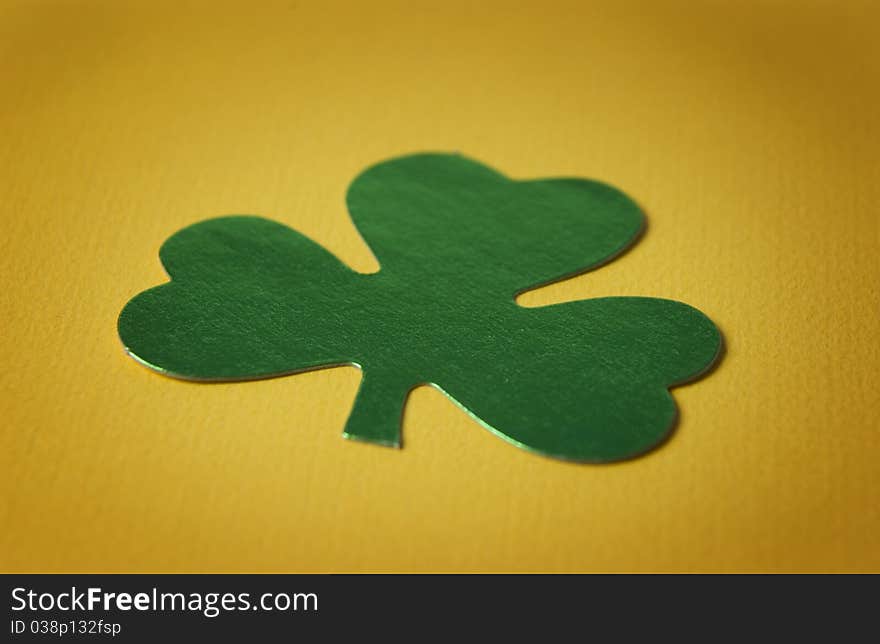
[1,0,878,573]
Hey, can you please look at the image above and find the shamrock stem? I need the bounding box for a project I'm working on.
[342,371,411,448]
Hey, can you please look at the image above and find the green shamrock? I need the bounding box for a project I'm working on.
[118,153,721,462]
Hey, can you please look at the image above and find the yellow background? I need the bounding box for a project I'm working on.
[2,0,878,573]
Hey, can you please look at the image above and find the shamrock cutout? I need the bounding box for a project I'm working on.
[118,153,721,462]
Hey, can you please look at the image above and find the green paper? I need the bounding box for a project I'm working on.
[118,153,722,462]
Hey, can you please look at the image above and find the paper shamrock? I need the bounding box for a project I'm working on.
[118,153,721,462]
